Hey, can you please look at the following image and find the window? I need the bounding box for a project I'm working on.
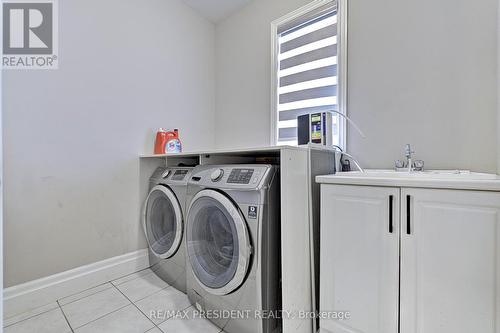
[271,0,347,148]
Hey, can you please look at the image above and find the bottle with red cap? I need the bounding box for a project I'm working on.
[154,128,182,154]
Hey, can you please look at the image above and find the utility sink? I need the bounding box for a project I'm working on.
[337,169,499,180]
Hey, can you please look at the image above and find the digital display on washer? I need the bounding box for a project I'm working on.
[227,169,254,184]
[171,169,189,180]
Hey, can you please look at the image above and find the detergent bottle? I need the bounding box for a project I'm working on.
[154,128,182,154]
[165,128,182,153]
[154,128,168,154]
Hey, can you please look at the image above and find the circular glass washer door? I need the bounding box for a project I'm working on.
[143,185,183,259]
[186,189,252,296]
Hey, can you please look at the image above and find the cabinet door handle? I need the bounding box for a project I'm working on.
[406,195,411,235]
[389,195,394,233]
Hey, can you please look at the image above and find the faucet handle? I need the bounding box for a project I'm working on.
[413,160,425,171]
[395,160,405,169]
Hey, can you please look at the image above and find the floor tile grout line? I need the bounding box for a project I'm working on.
[2,304,60,329]
[112,278,218,331]
[116,266,152,280]
[111,282,166,332]
[112,279,173,304]
[2,268,154,331]
[112,279,196,329]
[3,301,59,324]
[59,266,152,305]
[113,269,155,287]
[59,283,135,331]
[57,300,75,333]
[67,303,132,331]
[59,267,153,307]
[57,283,115,307]
[3,280,128,328]
[58,281,111,301]
[112,276,222,333]
[111,283,163,330]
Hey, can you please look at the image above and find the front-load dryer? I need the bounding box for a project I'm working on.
[185,164,281,333]
[143,166,193,293]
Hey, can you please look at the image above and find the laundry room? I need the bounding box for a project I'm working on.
[1,0,500,332]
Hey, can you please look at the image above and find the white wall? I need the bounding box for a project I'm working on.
[498,0,500,174]
[215,0,499,173]
[347,0,498,172]
[1,11,4,321]
[215,0,312,149]
[3,0,215,287]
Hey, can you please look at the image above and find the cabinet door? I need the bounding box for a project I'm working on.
[400,188,500,333]
[320,185,400,333]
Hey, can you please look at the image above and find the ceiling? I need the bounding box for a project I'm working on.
[182,0,253,23]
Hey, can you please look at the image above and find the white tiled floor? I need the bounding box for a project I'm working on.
[3,269,224,333]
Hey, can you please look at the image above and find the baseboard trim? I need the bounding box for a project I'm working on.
[3,249,149,318]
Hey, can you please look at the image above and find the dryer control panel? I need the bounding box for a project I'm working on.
[170,169,190,181]
[150,167,194,186]
[189,165,273,189]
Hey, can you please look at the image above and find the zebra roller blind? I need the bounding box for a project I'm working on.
[276,3,341,146]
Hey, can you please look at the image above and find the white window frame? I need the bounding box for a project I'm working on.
[270,0,348,148]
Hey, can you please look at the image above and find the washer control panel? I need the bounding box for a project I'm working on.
[227,168,254,184]
[189,165,272,188]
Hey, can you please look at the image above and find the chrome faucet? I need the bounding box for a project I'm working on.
[405,144,414,172]
[395,144,424,172]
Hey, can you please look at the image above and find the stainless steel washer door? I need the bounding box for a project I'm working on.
[187,189,251,296]
[143,185,183,259]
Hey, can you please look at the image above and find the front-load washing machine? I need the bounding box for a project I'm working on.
[143,166,193,293]
[185,164,281,333]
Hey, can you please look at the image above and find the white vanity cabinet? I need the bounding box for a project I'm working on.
[400,188,500,333]
[319,182,500,333]
[320,185,400,333]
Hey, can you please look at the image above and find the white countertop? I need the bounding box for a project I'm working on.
[316,169,500,191]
